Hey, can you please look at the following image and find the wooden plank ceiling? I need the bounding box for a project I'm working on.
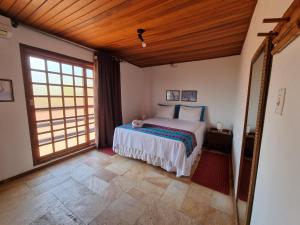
[0,0,257,67]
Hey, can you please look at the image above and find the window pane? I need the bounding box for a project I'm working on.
[34,97,48,108]
[88,106,94,115]
[53,119,64,130]
[87,88,93,96]
[67,128,77,138]
[75,87,84,96]
[64,86,74,96]
[37,121,51,133]
[77,107,84,116]
[89,132,95,140]
[63,75,73,85]
[64,97,75,107]
[75,77,83,86]
[78,126,85,135]
[38,132,52,145]
[88,97,94,105]
[89,115,94,124]
[30,57,45,70]
[33,84,48,96]
[89,123,95,130]
[48,73,61,84]
[86,79,93,87]
[54,130,65,141]
[51,97,63,107]
[66,117,76,128]
[65,108,75,117]
[76,97,84,106]
[50,86,62,96]
[31,71,46,83]
[78,135,86,144]
[39,144,53,156]
[67,137,77,148]
[62,64,72,74]
[52,109,63,119]
[86,69,93,78]
[77,116,85,126]
[74,66,83,76]
[54,140,66,152]
[36,110,50,121]
[47,60,60,73]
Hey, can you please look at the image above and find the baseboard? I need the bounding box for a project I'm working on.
[0,145,95,184]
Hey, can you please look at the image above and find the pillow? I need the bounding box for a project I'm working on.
[178,105,205,122]
[175,105,206,121]
[156,105,175,119]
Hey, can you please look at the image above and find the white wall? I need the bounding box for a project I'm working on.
[144,56,240,129]
[120,62,151,123]
[251,29,300,225]
[231,0,293,195]
[0,24,94,181]
[0,21,145,181]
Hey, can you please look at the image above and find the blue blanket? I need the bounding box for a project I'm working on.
[119,123,197,157]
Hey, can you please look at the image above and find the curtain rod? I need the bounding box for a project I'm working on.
[20,23,97,53]
[0,13,126,62]
[0,12,96,53]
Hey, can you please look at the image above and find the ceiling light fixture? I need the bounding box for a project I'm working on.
[137,28,146,48]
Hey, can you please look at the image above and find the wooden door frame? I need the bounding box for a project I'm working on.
[20,43,95,165]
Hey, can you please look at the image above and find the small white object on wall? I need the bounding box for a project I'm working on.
[275,88,286,115]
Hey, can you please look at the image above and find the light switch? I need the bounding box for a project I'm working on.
[275,88,286,115]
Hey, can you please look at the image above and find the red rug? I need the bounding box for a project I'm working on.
[100,147,116,156]
[238,158,252,201]
[192,151,231,195]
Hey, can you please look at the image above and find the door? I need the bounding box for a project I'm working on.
[20,44,95,165]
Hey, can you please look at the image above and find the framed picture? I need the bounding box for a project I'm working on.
[181,90,197,102]
[166,90,180,101]
[0,79,14,102]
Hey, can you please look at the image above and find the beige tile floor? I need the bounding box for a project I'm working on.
[0,149,236,225]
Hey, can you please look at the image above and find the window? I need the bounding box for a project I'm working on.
[20,44,95,165]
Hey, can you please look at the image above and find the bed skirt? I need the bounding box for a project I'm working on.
[113,145,200,177]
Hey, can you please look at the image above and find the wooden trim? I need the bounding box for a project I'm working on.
[0,145,95,184]
[235,38,273,225]
[263,17,290,23]
[19,44,95,166]
[272,0,300,54]
[257,32,278,37]
[19,44,93,67]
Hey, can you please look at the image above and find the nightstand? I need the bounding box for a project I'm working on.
[204,128,233,154]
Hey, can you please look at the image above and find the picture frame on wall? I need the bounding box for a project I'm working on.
[181,90,197,102]
[166,90,180,101]
[0,79,14,102]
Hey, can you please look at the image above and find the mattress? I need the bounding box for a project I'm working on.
[113,117,206,176]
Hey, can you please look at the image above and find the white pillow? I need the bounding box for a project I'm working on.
[156,105,175,119]
[178,106,201,122]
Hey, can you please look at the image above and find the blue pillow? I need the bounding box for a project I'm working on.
[175,105,206,121]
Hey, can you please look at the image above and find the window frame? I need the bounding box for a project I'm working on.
[20,44,96,165]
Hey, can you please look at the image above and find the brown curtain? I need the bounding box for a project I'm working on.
[96,51,123,148]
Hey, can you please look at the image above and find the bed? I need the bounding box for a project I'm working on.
[112,117,206,176]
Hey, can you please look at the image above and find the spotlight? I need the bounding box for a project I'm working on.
[137,28,146,48]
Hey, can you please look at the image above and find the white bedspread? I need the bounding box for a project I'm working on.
[112,117,206,176]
